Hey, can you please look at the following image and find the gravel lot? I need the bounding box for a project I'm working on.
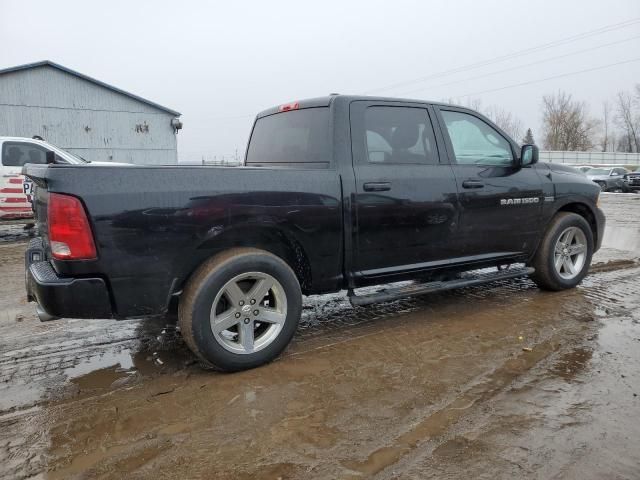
[1,193,639,479]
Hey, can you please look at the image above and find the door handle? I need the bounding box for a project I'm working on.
[363,182,391,192]
[462,180,484,189]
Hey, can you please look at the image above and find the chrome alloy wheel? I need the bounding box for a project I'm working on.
[210,272,287,354]
[554,226,587,280]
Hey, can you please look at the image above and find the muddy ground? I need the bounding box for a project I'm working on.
[1,194,639,480]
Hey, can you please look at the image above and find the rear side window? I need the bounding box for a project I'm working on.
[362,107,437,165]
[2,142,48,167]
[246,107,330,168]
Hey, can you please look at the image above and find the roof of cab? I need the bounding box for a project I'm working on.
[0,136,52,145]
[255,95,460,118]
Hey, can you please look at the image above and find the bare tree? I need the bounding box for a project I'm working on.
[541,91,598,151]
[600,100,613,152]
[485,106,524,142]
[445,96,525,141]
[615,90,640,153]
[464,97,483,112]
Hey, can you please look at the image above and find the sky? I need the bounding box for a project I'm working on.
[2,0,639,162]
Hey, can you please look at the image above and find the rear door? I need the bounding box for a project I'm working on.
[1,141,48,219]
[435,107,544,259]
[350,101,460,279]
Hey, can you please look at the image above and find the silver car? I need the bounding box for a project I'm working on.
[585,167,629,192]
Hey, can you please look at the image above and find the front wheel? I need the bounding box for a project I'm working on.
[178,248,302,371]
[529,212,594,291]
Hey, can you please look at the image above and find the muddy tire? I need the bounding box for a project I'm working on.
[178,248,302,371]
[529,212,594,291]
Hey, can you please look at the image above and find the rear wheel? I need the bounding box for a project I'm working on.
[179,248,302,371]
[529,212,594,291]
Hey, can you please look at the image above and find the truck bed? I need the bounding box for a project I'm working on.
[25,163,343,317]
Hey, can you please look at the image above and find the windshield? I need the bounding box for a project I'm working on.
[55,148,88,164]
[586,168,610,175]
[44,141,88,164]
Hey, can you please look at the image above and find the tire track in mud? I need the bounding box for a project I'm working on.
[342,333,567,476]
[336,264,640,478]
[382,265,640,479]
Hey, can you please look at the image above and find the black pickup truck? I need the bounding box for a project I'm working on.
[24,95,605,371]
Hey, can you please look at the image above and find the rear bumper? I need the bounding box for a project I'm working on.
[25,238,113,320]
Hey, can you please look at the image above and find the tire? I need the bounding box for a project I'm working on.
[178,248,302,371]
[529,212,594,291]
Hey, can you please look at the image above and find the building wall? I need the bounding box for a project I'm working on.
[0,65,178,164]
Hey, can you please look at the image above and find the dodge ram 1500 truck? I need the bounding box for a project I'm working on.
[23,95,605,371]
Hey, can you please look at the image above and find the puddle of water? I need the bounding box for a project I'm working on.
[65,350,136,396]
[64,350,134,380]
[550,347,592,382]
[60,326,195,399]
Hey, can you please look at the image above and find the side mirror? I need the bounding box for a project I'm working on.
[45,151,56,164]
[520,144,538,167]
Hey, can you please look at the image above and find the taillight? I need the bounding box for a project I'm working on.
[48,193,97,260]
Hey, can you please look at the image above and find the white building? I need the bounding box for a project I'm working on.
[0,60,182,164]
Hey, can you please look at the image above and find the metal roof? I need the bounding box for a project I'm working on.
[0,60,180,116]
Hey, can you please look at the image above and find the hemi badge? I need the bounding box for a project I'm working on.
[544,196,555,202]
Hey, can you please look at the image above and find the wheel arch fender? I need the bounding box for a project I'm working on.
[184,223,312,295]
[552,199,598,246]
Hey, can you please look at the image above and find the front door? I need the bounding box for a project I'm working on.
[350,101,460,280]
[435,107,544,260]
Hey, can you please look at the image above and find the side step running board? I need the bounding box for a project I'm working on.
[349,267,535,307]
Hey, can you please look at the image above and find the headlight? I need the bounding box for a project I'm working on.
[596,193,601,208]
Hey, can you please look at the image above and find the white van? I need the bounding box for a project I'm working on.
[0,137,89,219]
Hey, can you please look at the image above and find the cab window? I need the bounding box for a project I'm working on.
[246,107,330,168]
[441,111,513,166]
[363,106,437,164]
[1,142,48,167]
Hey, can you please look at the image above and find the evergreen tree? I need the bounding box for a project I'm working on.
[522,128,535,145]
